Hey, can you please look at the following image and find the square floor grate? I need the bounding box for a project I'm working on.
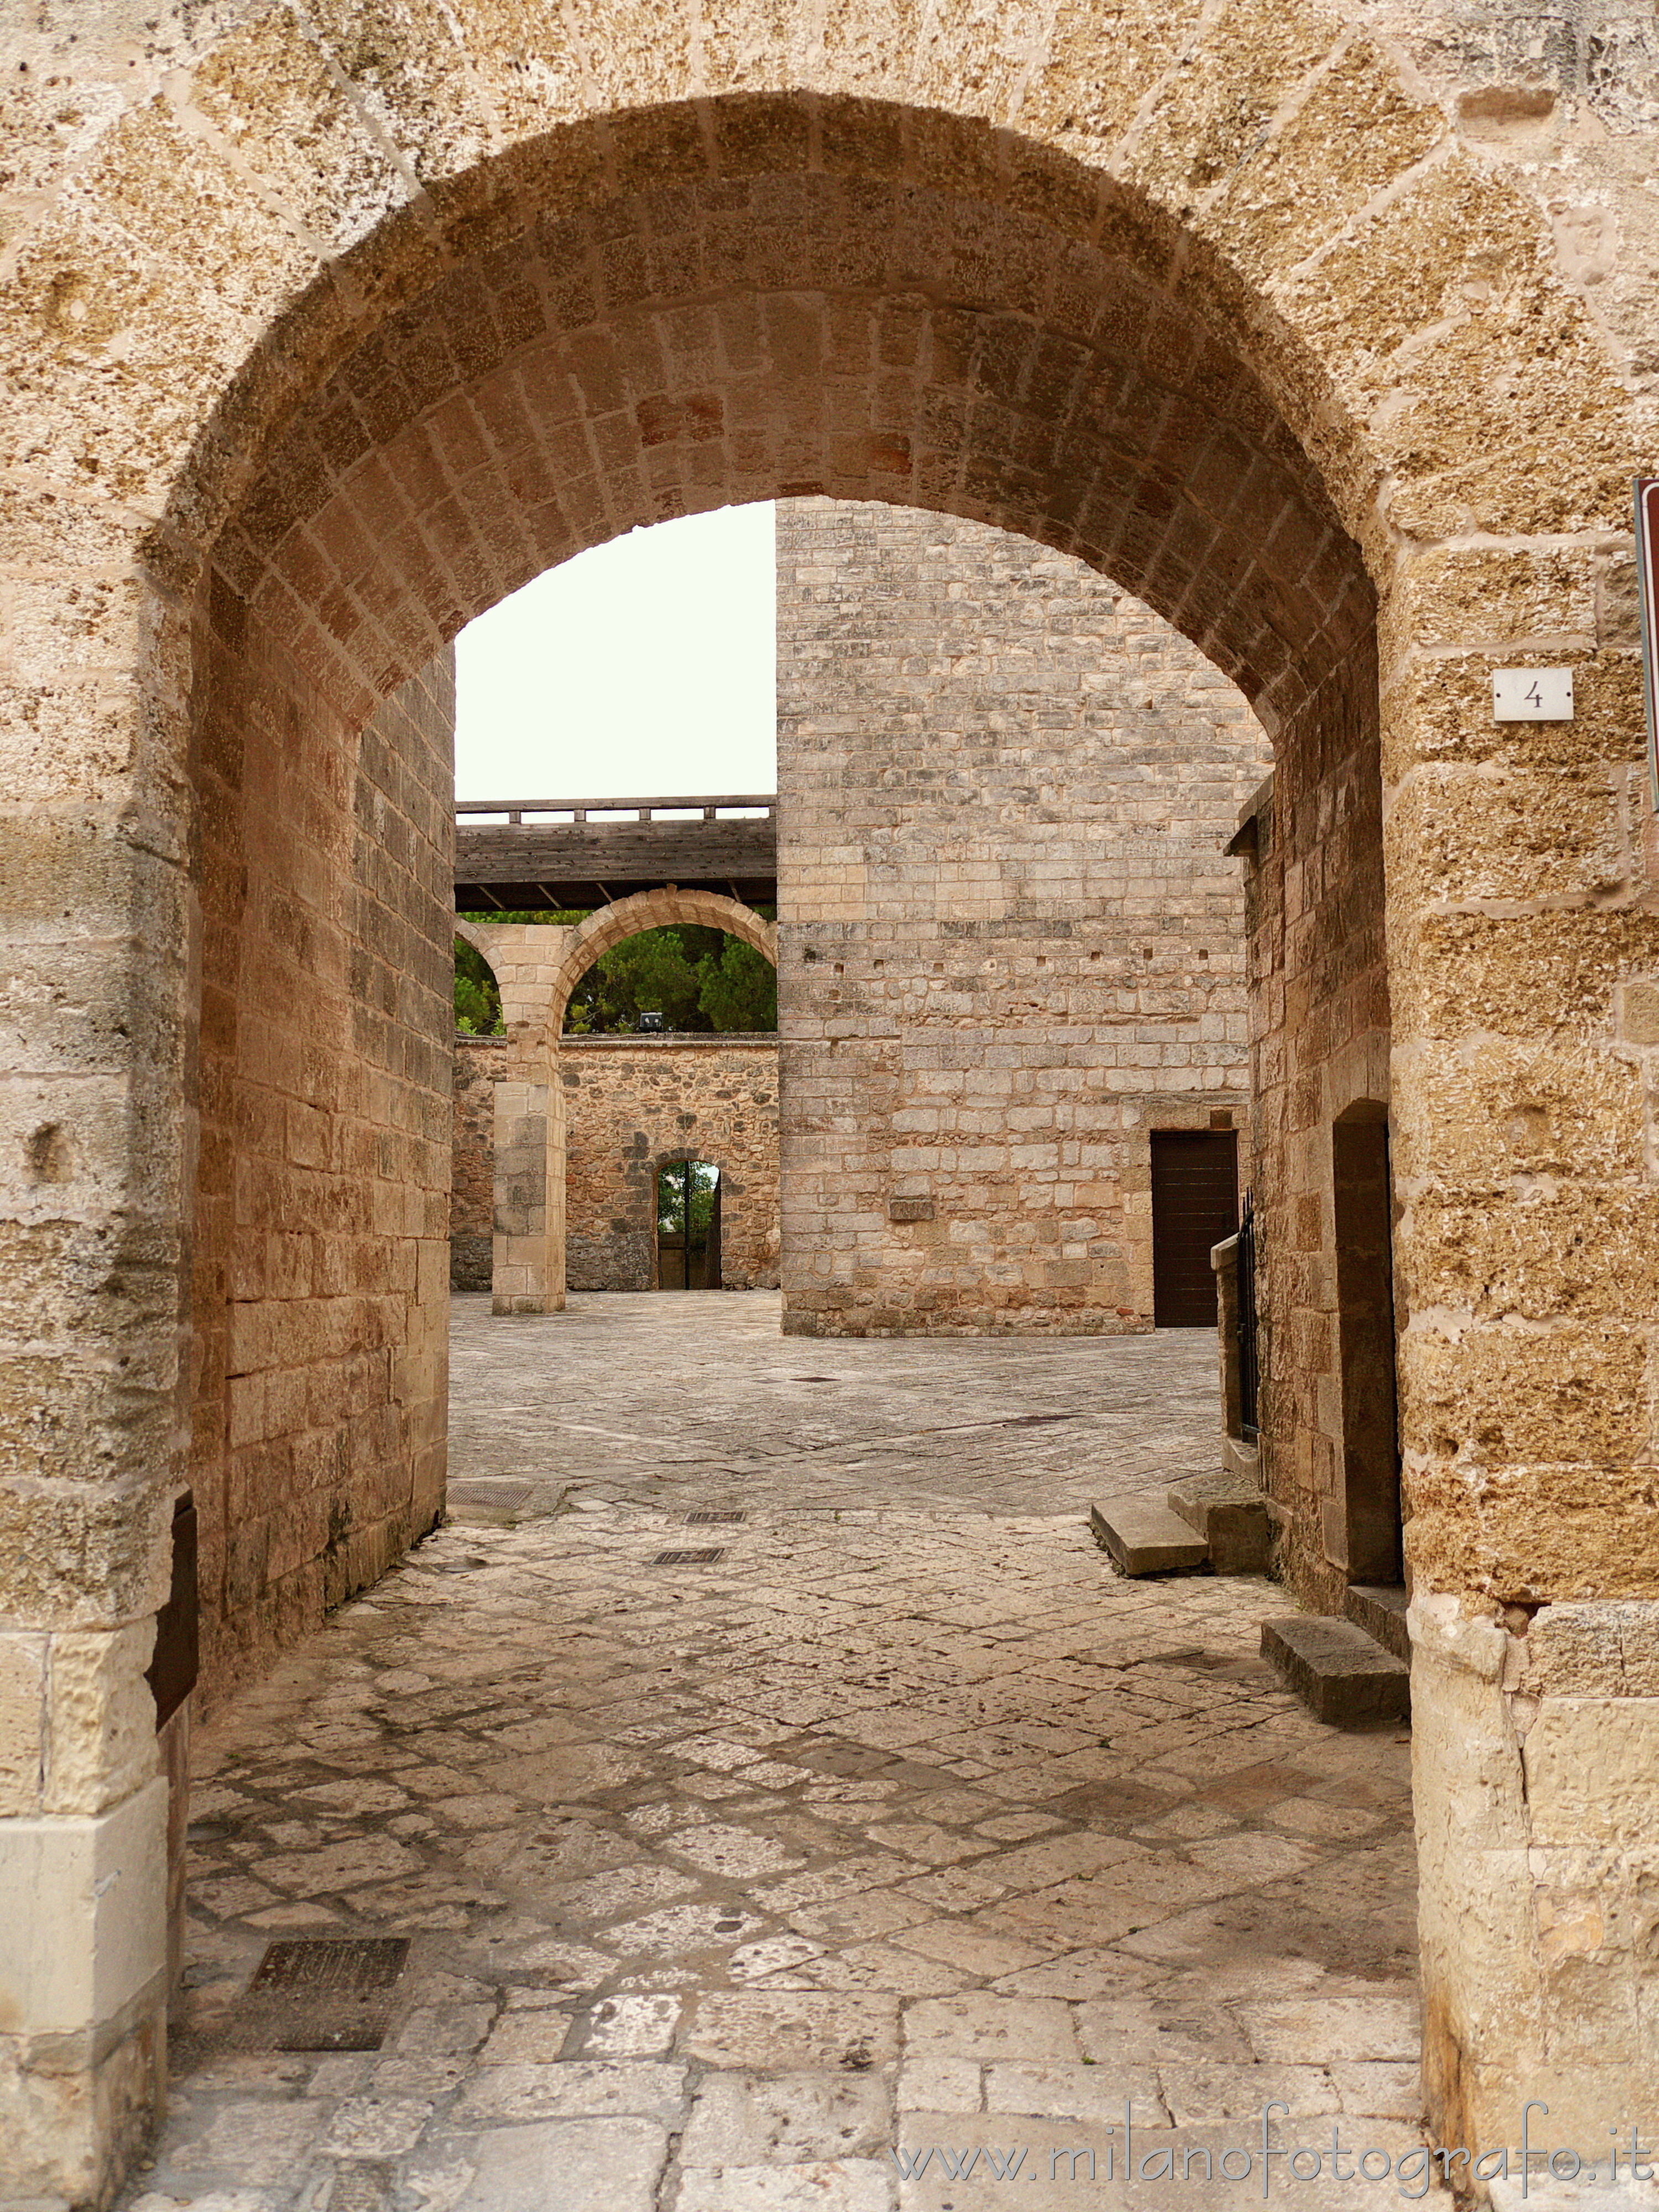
[232,1936,410,2051]
[449,1479,533,1509]
[652,1547,727,1566]
[685,1510,747,1525]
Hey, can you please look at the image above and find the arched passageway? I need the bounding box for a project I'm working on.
[460,891,776,1310]
[2,21,1652,2200]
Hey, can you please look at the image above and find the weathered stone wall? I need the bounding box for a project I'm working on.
[452,1034,781,1291]
[450,1034,500,1292]
[191,654,455,1707]
[6,0,1659,2191]
[564,1039,780,1290]
[776,500,1271,1335]
[1234,655,1394,1622]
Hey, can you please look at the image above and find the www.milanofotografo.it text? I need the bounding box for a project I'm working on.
[892,2102,1658,2198]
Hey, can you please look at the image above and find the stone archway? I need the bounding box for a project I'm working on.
[461,891,776,1314]
[548,891,778,1050]
[2,14,1653,2197]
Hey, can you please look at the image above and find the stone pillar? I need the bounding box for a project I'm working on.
[0,556,185,2198]
[1413,1597,1659,2167]
[0,1623,171,2203]
[459,921,575,1317]
[1383,541,1659,2178]
[490,1052,566,1315]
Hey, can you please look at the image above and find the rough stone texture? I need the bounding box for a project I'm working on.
[128,1295,1423,2211]
[1166,1473,1271,1574]
[452,1034,781,1292]
[1235,706,1394,1626]
[190,657,454,1711]
[1,0,1657,2191]
[777,501,1270,1337]
[562,1039,780,1292]
[450,1037,500,1293]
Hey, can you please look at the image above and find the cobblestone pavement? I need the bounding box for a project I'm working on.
[131,1295,1422,2212]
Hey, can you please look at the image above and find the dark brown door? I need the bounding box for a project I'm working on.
[1151,1131,1239,1327]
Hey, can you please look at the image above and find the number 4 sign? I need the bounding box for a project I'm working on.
[1637,477,1659,809]
[1491,667,1574,721]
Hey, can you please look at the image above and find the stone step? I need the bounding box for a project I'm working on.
[1260,1613,1411,1727]
[1166,1472,1271,1574]
[1090,1498,1211,1577]
[1344,1582,1411,1664]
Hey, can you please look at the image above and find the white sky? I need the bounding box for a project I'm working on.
[454,503,777,801]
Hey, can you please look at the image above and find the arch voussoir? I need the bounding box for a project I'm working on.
[549,889,778,1046]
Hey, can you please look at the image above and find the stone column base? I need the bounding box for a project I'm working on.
[0,1778,169,2206]
[1412,1594,1659,2201]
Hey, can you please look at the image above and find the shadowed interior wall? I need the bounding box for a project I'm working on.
[776,499,1271,1336]
[1233,654,1392,1618]
[190,647,454,1709]
[451,1034,501,1292]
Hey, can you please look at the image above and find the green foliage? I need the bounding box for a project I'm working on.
[694,934,778,1031]
[454,936,503,1033]
[577,927,707,1034]
[453,911,777,1037]
[658,1159,719,1240]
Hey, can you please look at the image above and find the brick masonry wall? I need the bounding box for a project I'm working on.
[1236,649,1394,1619]
[775,499,1274,1336]
[451,1034,501,1291]
[191,649,455,1707]
[452,1035,780,1292]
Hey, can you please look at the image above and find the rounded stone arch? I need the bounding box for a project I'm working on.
[170,95,1385,742]
[453,917,495,966]
[548,890,778,1047]
[4,13,1653,2191]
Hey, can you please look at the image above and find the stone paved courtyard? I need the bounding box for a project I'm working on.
[129,1295,1423,2211]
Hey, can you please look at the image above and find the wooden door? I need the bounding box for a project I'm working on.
[1150,1130,1239,1327]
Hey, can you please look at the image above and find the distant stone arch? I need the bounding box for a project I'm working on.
[454,916,495,965]
[547,889,777,1047]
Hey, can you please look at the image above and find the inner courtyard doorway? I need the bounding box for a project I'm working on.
[658,1159,723,1290]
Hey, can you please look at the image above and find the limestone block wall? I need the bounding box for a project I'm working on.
[190,654,455,1708]
[563,1038,780,1290]
[7,3,1659,2188]
[1235,669,1393,1621]
[452,1034,780,1292]
[775,499,1272,1336]
[450,1037,500,1291]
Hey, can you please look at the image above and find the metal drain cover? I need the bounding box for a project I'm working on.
[232,1937,410,2051]
[685,1510,747,1525]
[652,1547,727,1566]
[450,1479,533,1509]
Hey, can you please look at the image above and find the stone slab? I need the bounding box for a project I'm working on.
[1090,1500,1209,1577]
[453,2118,669,2210]
[1165,1474,1270,1574]
[1259,1616,1410,1727]
[1343,1584,1411,1665]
